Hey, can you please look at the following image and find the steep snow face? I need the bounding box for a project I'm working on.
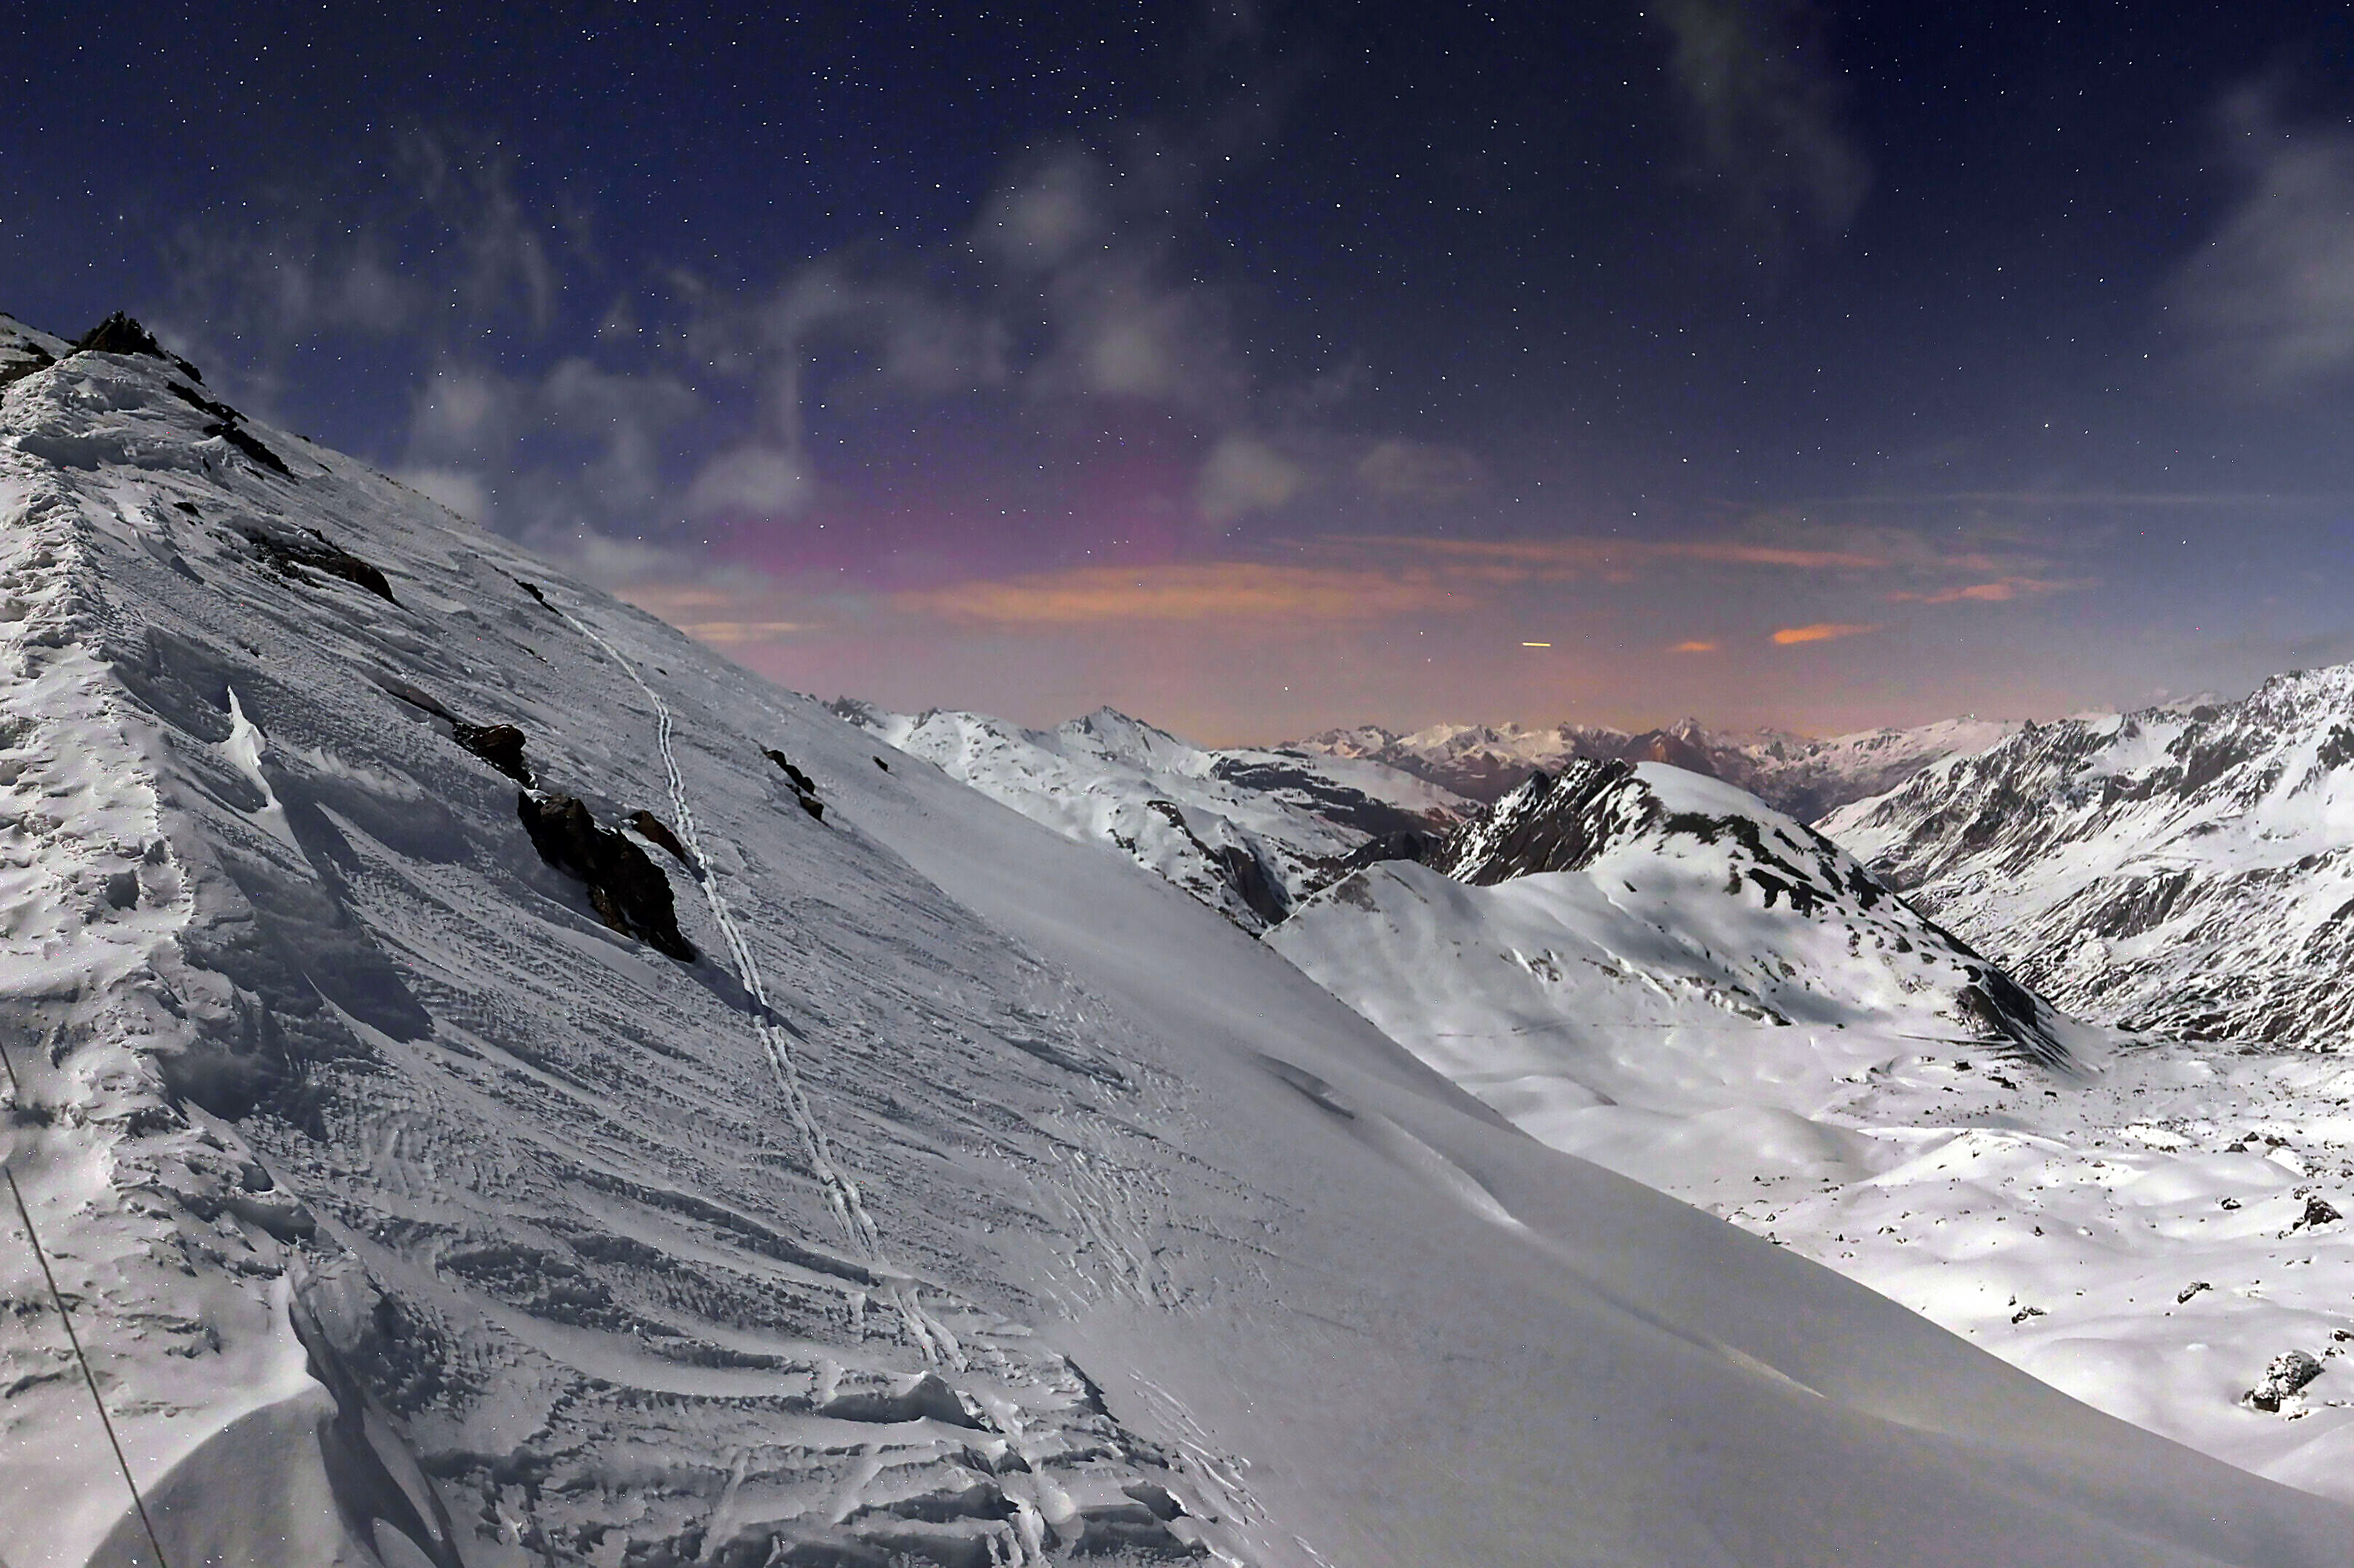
[1291,714,2019,818]
[1821,669,2354,1048]
[9,323,2354,1568]
[1271,759,2090,1186]
[833,701,1464,930]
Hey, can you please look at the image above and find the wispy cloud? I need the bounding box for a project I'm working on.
[1886,576,2084,605]
[1340,533,1891,576]
[1654,0,1869,238]
[1669,639,1720,653]
[1771,621,1878,645]
[894,561,1461,626]
[2170,87,2354,396]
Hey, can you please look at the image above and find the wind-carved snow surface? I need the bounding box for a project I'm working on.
[5,315,2354,1567]
[1277,755,2354,1502]
[834,703,1465,931]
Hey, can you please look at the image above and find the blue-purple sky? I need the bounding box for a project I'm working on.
[7,2,2354,740]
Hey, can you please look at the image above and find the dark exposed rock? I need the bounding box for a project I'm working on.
[2243,1348,2324,1412]
[765,748,826,820]
[209,420,293,475]
[0,342,54,390]
[872,755,890,772]
[628,809,693,867]
[452,722,532,785]
[75,311,166,359]
[2178,1281,2212,1304]
[764,748,818,796]
[1143,799,1290,927]
[243,527,395,602]
[167,380,241,423]
[74,311,208,383]
[1329,828,1441,876]
[515,577,557,613]
[518,792,696,961]
[1430,761,1642,883]
[1207,756,1454,842]
[2295,1195,2342,1230]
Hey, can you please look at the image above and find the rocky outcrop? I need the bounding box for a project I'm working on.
[765,748,825,819]
[243,526,394,602]
[627,809,693,867]
[518,791,696,960]
[452,722,532,785]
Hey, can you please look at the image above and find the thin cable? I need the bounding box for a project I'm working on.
[0,1037,172,1568]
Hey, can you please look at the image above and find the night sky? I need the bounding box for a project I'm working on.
[7,2,2354,741]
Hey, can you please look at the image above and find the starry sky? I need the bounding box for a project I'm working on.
[7,1,2354,742]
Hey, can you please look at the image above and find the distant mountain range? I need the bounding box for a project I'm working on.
[1292,715,2023,820]
[1823,666,2354,1050]
[829,701,1469,929]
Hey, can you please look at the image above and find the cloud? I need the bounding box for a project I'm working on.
[1200,435,1308,523]
[685,445,811,520]
[895,561,1462,626]
[977,144,1247,412]
[394,466,493,523]
[1345,533,1890,576]
[1886,576,2082,604]
[2170,89,2354,395]
[1655,0,1870,237]
[1356,440,1486,503]
[1771,621,1879,645]
[1669,640,1720,653]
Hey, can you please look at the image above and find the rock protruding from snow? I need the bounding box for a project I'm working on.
[1430,759,1650,883]
[1821,666,2354,1048]
[1292,714,2019,819]
[2244,1349,2326,1413]
[518,791,697,960]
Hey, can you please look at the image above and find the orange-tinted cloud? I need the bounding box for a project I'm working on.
[1349,534,1889,575]
[1886,576,2082,604]
[1771,621,1881,645]
[1669,639,1719,653]
[895,561,1462,626]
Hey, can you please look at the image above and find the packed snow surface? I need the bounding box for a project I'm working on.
[4,314,2353,1566]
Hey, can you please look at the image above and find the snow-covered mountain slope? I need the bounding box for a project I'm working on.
[8,318,2353,1567]
[1822,667,2354,1049]
[1271,759,2093,1185]
[831,701,1465,930]
[1276,754,2354,1499]
[1294,713,2019,819]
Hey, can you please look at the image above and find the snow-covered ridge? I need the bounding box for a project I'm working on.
[1293,712,2020,820]
[1821,666,2354,1049]
[832,700,1466,930]
[20,315,2343,1563]
[1274,759,2090,1156]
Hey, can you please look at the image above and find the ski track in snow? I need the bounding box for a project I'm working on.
[538,592,973,1364]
